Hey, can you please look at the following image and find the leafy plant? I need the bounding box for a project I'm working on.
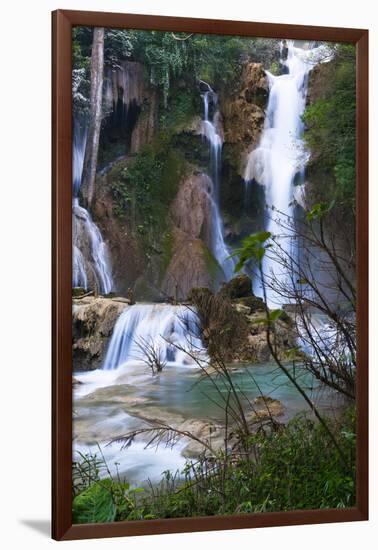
[302,44,356,209]
[72,480,116,524]
[230,231,272,271]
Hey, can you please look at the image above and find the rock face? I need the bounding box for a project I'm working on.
[84,61,268,301]
[306,60,335,110]
[72,296,129,371]
[171,171,213,244]
[91,168,143,297]
[222,62,268,175]
[162,171,222,300]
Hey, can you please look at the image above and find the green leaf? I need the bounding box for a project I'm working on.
[268,309,283,322]
[229,231,272,272]
[72,480,116,524]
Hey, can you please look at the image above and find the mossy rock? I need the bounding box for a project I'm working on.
[219,274,252,299]
[103,292,116,298]
[72,287,87,297]
[187,286,213,304]
[235,295,265,313]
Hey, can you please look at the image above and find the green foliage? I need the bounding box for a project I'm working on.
[104,29,133,67]
[72,480,116,524]
[269,60,280,75]
[72,27,92,117]
[72,410,355,522]
[150,411,355,516]
[159,89,199,134]
[140,410,355,518]
[230,231,272,271]
[109,143,186,265]
[302,45,356,208]
[130,31,193,107]
[125,31,280,104]
[305,201,335,221]
[72,451,103,497]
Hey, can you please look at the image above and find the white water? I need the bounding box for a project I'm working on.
[72,122,114,293]
[74,438,187,486]
[201,88,236,282]
[244,42,330,306]
[103,304,207,371]
[73,199,114,293]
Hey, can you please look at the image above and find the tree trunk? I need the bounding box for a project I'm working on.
[81,27,104,206]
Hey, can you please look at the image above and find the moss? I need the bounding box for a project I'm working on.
[158,230,174,284]
[72,287,87,297]
[219,274,252,299]
[133,276,163,302]
[235,295,265,313]
[159,86,201,135]
[202,244,224,286]
[170,132,210,168]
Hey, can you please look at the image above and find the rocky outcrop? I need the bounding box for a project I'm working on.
[73,296,129,371]
[91,158,147,296]
[189,276,295,363]
[171,171,213,243]
[219,273,254,300]
[222,62,268,176]
[162,171,222,299]
[162,228,216,301]
[306,60,335,109]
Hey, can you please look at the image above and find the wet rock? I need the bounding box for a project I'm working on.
[72,297,128,371]
[221,62,268,176]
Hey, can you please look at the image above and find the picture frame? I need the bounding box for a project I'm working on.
[52,9,368,541]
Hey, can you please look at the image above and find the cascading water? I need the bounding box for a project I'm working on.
[244,41,328,306]
[72,121,114,293]
[201,87,236,282]
[103,304,206,370]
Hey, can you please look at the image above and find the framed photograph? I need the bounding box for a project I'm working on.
[52,9,368,541]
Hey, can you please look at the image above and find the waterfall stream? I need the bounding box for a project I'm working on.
[72,122,113,294]
[244,42,329,306]
[103,304,206,371]
[201,87,236,282]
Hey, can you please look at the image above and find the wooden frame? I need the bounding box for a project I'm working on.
[52,9,369,541]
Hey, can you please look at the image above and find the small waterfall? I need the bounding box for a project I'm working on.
[244,42,327,306]
[72,121,114,294]
[73,199,113,293]
[201,87,236,281]
[103,304,206,370]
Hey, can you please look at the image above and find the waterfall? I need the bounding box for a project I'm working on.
[244,41,328,306]
[201,87,236,282]
[103,304,206,370]
[72,121,114,294]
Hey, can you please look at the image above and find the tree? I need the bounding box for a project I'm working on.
[81,27,105,206]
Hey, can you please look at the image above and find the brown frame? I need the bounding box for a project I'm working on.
[52,9,369,541]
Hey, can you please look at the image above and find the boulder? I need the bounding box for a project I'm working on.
[247,396,284,422]
[220,274,253,299]
[72,296,128,371]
